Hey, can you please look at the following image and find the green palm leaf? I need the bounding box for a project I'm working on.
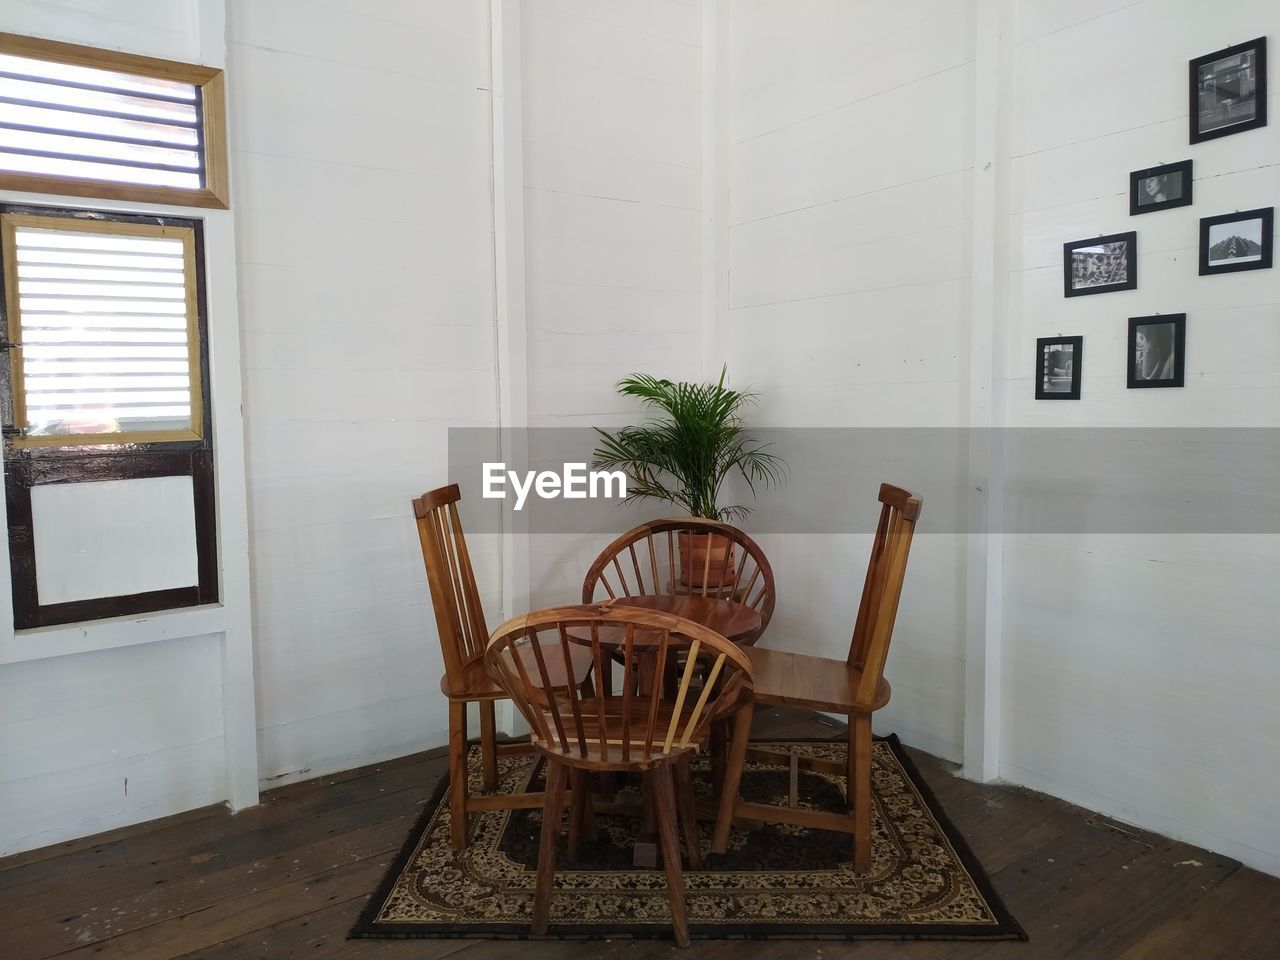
[593,366,787,521]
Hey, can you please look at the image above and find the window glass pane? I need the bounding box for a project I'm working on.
[8,222,196,438]
[0,51,205,191]
[0,54,196,101]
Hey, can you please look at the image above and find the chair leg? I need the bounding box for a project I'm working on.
[448,700,469,850]
[673,755,702,869]
[480,700,498,792]
[582,775,599,840]
[710,719,726,794]
[846,711,856,812]
[650,764,690,948]
[567,768,588,863]
[532,760,567,936]
[711,701,753,854]
[852,713,873,873]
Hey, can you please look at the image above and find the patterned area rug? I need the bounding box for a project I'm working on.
[350,736,1025,941]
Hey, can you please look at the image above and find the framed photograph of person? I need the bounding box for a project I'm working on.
[1190,37,1267,143]
[1198,207,1274,276]
[1129,160,1192,216]
[1063,232,1137,297]
[1127,315,1186,389]
[1035,336,1083,400]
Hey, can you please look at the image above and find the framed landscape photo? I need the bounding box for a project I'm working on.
[1199,207,1274,275]
[1127,315,1186,389]
[1129,160,1192,216]
[1035,336,1082,400]
[1190,37,1267,143]
[1063,232,1137,297]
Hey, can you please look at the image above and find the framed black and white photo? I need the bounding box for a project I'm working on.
[1129,160,1192,216]
[1063,232,1137,297]
[1127,315,1186,389]
[1199,207,1274,276]
[1035,336,1082,400]
[1190,37,1267,143]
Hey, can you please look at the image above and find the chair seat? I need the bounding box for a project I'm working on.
[443,643,597,702]
[441,659,507,701]
[746,646,891,714]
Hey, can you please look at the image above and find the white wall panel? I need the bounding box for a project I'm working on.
[0,0,199,60]
[1000,0,1280,876]
[522,0,704,603]
[0,634,225,853]
[32,477,198,605]
[227,0,501,783]
[725,1,976,762]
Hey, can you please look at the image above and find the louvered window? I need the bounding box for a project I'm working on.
[0,33,227,209]
[1,211,203,446]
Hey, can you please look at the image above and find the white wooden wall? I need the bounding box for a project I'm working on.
[722,0,1280,876]
[723,0,978,762]
[226,0,502,785]
[521,0,706,608]
[1000,0,1280,876]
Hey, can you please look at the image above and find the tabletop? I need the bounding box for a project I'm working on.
[610,593,762,646]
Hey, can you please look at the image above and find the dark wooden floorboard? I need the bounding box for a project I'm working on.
[2,710,1276,960]
[0,754,444,900]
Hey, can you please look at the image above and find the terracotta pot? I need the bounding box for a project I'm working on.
[677,530,736,587]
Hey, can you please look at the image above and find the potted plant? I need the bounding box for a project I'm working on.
[593,367,786,586]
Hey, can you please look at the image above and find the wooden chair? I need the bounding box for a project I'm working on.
[582,519,776,644]
[583,519,775,789]
[413,484,593,850]
[486,603,753,948]
[710,483,922,872]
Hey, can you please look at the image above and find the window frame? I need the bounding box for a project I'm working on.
[1,211,205,448]
[0,32,228,209]
[0,201,217,629]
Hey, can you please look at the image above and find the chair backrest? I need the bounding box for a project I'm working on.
[847,483,922,708]
[486,603,753,767]
[412,484,487,693]
[581,519,775,644]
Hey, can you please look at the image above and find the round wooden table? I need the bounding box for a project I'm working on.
[564,594,763,655]
[610,594,762,646]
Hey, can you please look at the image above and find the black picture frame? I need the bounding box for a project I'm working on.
[1127,314,1186,389]
[1198,207,1274,276]
[1190,37,1267,144]
[1035,336,1083,400]
[1063,232,1137,297]
[1129,160,1193,216]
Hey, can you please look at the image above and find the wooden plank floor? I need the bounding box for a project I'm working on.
[2,707,1277,960]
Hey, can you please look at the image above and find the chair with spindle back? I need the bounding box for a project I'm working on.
[710,483,922,872]
[583,519,775,790]
[582,519,776,643]
[486,603,753,948]
[413,484,593,850]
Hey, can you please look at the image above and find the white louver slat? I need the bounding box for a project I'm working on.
[0,53,203,190]
[3,214,202,444]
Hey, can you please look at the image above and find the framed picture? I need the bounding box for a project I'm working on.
[1129,160,1192,216]
[1035,336,1082,400]
[1127,315,1186,389]
[1063,232,1137,297]
[1190,37,1267,143]
[1199,207,1274,275]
